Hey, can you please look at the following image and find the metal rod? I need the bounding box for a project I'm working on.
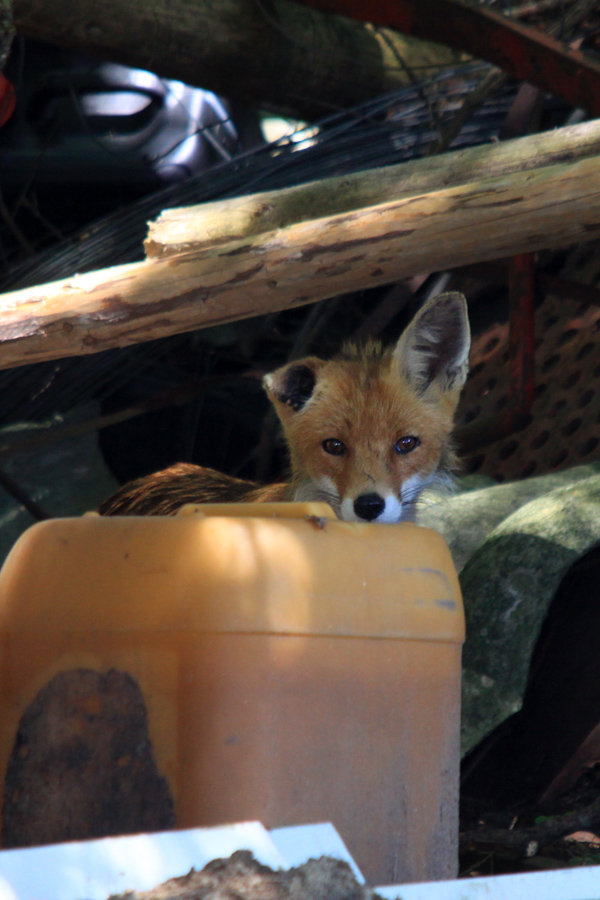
[457,253,537,453]
[508,252,537,416]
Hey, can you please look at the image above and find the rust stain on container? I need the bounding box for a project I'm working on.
[0,505,463,885]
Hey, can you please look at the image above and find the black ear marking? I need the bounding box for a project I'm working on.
[266,363,317,411]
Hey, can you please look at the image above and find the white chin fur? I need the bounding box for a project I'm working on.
[401,472,432,501]
[340,498,360,521]
[340,494,404,524]
[293,477,341,514]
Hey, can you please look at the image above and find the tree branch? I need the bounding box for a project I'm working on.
[461,793,600,858]
[1,123,600,370]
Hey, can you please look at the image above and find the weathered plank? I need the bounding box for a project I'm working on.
[1,153,600,370]
[146,120,600,256]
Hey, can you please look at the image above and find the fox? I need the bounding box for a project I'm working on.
[98,291,471,523]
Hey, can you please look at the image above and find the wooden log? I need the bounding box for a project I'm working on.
[12,0,463,120]
[298,0,600,116]
[146,119,600,256]
[1,151,600,370]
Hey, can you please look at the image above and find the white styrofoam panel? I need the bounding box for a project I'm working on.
[0,822,287,900]
[1,821,598,900]
[377,864,600,900]
[270,822,364,882]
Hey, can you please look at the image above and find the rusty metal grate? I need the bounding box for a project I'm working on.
[457,255,600,482]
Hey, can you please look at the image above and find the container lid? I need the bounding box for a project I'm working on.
[0,507,464,643]
[177,501,336,519]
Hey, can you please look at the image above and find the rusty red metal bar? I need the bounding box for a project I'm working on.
[457,261,600,308]
[297,0,600,116]
[456,253,537,453]
[508,252,537,417]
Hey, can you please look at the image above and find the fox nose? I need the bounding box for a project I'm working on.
[353,493,385,521]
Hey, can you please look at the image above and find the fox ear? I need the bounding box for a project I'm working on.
[263,358,325,412]
[393,291,471,394]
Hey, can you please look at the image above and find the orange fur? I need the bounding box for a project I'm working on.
[99,292,470,522]
[273,349,458,520]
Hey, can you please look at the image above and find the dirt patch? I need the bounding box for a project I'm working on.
[109,851,381,900]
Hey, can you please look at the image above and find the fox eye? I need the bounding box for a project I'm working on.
[395,435,420,454]
[322,438,346,456]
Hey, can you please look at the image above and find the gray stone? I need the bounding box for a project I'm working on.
[418,467,600,753]
[450,473,600,753]
[419,463,600,573]
[0,407,118,568]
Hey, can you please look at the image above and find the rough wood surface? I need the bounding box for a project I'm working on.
[1,152,600,370]
[146,120,600,256]
[12,0,463,120]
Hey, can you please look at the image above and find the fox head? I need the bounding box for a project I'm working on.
[263,291,471,523]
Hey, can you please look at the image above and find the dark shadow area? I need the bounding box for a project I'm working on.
[461,542,600,817]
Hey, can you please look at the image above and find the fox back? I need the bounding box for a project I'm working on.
[99,291,470,522]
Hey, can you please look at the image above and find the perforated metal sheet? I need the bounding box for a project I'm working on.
[457,247,600,482]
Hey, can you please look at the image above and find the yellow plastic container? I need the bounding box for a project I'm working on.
[0,504,464,885]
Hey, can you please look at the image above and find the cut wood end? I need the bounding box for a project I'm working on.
[144,237,206,258]
[145,206,249,257]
